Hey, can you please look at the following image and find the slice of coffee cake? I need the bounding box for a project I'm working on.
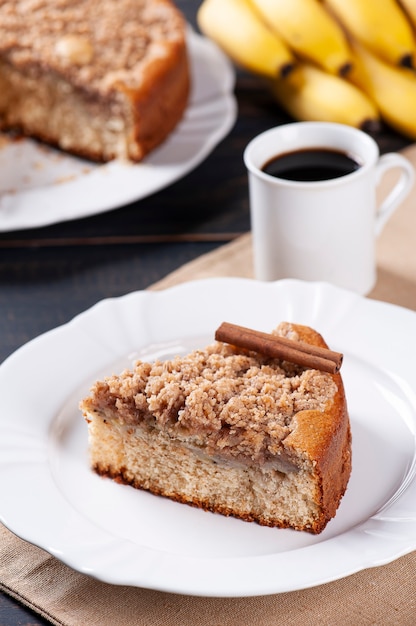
[80,322,351,533]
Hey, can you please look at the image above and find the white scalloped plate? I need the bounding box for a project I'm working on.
[1,278,416,597]
[0,27,236,231]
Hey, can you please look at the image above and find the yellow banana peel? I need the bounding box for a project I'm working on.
[399,0,416,27]
[270,62,380,131]
[252,0,352,75]
[197,0,295,79]
[349,40,416,139]
[325,0,415,67]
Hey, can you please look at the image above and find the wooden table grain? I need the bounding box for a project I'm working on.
[0,1,411,623]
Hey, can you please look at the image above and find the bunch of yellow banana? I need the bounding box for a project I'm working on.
[197,0,416,140]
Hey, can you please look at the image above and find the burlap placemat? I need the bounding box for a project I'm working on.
[1,145,416,625]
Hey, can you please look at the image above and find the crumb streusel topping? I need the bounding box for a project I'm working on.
[84,324,338,468]
[0,0,185,93]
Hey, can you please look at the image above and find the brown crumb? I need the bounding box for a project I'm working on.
[0,0,185,95]
[83,324,338,467]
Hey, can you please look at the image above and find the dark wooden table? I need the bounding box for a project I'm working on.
[0,2,411,624]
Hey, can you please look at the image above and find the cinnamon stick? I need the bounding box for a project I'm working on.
[215,322,343,374]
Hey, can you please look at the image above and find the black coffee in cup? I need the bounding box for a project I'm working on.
[262,148,361,182]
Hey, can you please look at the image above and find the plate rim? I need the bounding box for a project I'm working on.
[1,277,416,597]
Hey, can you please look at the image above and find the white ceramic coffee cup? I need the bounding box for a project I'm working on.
[244,122,414,294]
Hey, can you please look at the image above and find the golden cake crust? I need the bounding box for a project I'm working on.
[281,325,351,526]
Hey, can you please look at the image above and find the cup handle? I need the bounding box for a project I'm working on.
[375,152,414,236]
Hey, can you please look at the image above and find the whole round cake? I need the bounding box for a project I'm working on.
[0,0,190,162]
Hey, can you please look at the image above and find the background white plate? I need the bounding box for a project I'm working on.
[1,278,416,597]
[0,28,236,231]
